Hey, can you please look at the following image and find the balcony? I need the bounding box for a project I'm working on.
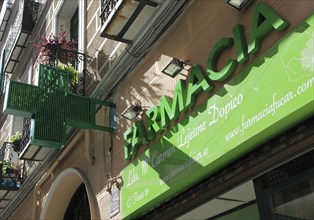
[0,158,24,191]
[0,0,14,41]
[0,61,6,96]
[0,142,26,215]
[3,0,39,74]
[0,94,8,129]
[100,0,161,43]
[0,142,25,193]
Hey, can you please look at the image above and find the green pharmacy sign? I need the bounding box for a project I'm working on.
[120,14,314,219]
[3,64,115,148]
[124,2,290,159]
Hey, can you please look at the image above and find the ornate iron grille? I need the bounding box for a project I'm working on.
[27,0,40,26]
[63,184,91,220]
[20,118,31,154]
[0,51,6,95]
[100,0,119,25]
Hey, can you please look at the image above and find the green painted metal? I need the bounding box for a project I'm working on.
[120,15,314,219]
[4,64,115,148]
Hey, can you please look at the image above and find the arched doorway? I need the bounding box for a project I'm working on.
[40,168,99,219]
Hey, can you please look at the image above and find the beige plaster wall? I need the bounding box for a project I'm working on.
[9,127,111,219]
[9,192,33,220]
[85,0,127,96]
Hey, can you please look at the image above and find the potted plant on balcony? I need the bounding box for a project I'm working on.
[10,132,22,152]
[0,160,20,189]
[32,25,78,66]
[0,160,15,175]
[56,63,78,93]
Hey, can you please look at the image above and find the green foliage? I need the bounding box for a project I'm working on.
[0,160,15,174]
[32,25,78,66]
[10,132,22,142]
[56,63,78,92]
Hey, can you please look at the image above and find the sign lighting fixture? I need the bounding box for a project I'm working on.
[226,0,252,11]
[161,58,184,77]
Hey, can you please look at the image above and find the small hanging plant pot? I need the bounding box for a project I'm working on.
[58,44,74,64]
[10,132,22,152]
[0,160,15,176]
[32,25,78,66]
[12,140,21,152]
[5,168,14,175]
[56,63,78,93]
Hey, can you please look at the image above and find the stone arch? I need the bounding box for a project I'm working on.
[40,168,99,219]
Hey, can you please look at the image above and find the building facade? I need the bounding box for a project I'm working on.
[0,0,313,219]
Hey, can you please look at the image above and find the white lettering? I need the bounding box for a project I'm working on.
[151,146,176,168]
[178,122,206,148]
[126,167,139,187]
[208,94,243,127]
